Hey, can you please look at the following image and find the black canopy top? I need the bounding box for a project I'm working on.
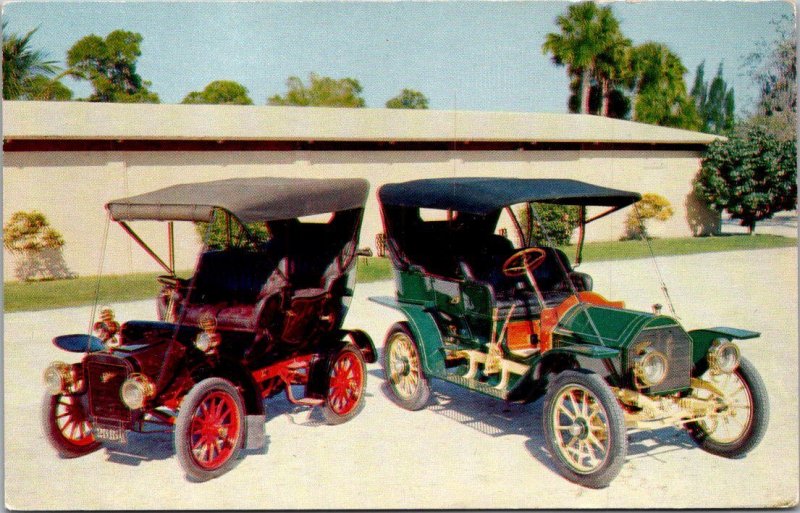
[378,177,641,214]
[107,177,370,223]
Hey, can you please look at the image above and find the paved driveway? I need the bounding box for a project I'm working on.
[5,247,797,509]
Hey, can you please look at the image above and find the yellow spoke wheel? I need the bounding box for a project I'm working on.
[543,370,627,488]
[687,357,769,457]
[382,322,430,411]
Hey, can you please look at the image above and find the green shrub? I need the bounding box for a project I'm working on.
[518,203,580,246]
[694,125,797,234]
[195,214,270,249]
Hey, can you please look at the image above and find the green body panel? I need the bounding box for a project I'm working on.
[689,327,761,364]
[369,295,446,375]
[460,281,494,317]
[430,277,465,318]
[550,304,691,393]
[371,294,624,402]
[554,304,677,349]
[546,344,620,359]
[395,269,432,305]
[380,271,760,398]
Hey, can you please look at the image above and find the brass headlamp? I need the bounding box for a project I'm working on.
[43,361,73,395]
[708,338,740,374]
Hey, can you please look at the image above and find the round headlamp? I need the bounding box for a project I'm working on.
[633,348,668,387]
[43,361,72,395]
[195,332,214,352]
[708,339,740,374]
[194,332,220,354]
[120,373,155,409]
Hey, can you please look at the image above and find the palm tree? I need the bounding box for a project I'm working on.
[627,42,701,129]
[542,2,626,115]
[2,22,59,100]
[594,32,631,116]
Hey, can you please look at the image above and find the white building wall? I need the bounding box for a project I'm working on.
[2,149,717,280]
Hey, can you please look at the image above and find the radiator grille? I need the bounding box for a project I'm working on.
[628,326,692,393]
[86,359,132,423]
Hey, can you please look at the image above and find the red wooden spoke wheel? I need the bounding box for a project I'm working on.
[321,346,367,424]
[42,393,101,458]
[188,391,241,469]
[175,378,244,481]
[55,395,96,446]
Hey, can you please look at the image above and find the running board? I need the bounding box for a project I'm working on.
[439,349,532,399]
[440,373,510,400]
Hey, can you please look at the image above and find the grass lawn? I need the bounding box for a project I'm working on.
[570,233,797,263]
[4,234,795,312]
[5,272,164,313]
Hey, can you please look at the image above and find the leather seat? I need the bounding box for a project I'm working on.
[182,304,222,326]
[280,243,353,345]
[494,294,542,319]
[182,254,289,333]
[215,305,257,331]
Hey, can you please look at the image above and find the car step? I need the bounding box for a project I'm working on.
[458,349,531,390]
[440,373,510,400]
[284,383,324,407]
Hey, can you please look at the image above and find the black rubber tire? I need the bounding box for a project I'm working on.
[41,392,102,458]
[320,345,367,425]
[382,322,431,411]
[687,357,769,458]
[174,378,245,482]
[542,369,627,489]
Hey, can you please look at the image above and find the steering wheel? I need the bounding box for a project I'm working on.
[501,247,547,277]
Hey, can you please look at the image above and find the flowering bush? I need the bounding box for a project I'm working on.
[4,211,72,281]
[624,193,674,240]
[3,211,64,252]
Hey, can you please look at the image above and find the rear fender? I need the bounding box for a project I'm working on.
[369,296,446,375]
[276,333,372,402]
[343,329,377,363]
[193,357,265,416]
[305,352,335,400]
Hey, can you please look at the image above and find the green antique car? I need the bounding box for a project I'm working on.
[370,177,768,488]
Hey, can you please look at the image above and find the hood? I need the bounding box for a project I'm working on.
[553,304,681,349]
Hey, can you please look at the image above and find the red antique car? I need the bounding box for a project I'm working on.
[42,177,376,481]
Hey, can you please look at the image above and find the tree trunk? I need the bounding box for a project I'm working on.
[629,81,639,120]
[600,78,610,117]
[580,68,591,114]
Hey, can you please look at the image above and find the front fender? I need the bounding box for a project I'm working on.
[369,296,446,375]
[689,326,760,366]
[528,345,619,388]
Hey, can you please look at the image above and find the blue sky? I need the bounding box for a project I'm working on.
[2,1,794,115]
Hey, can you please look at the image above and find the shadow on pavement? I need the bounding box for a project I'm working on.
[376,372,705,480]
[103,429,175,466]
[101,418,275,471]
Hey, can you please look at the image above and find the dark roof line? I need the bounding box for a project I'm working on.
[3,139,710,153]
[107,177,369,223]
[378,177,641,214]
